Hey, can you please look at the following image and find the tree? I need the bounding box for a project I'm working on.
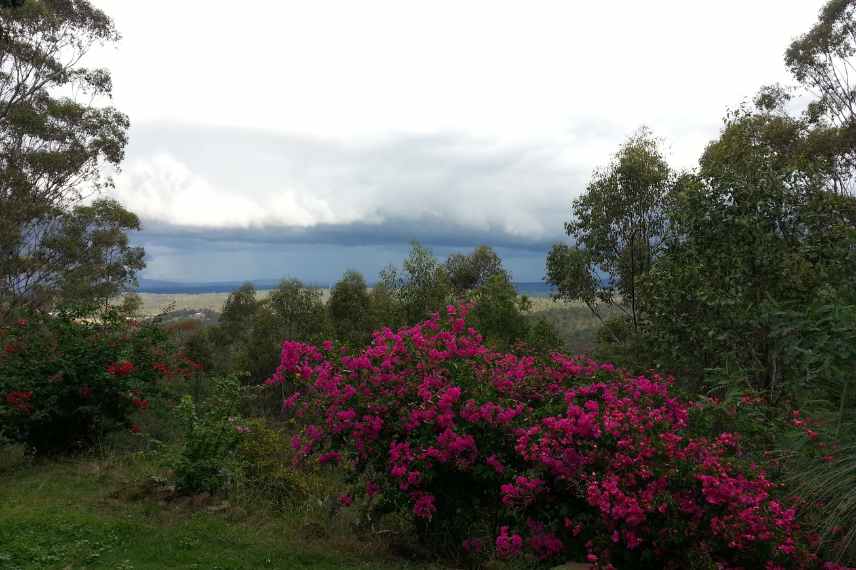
[220,282,258,337]
[328,270,373,347]
[379,242,451,325]
[0,0,135,319]
[445,245,509,295]
[643,96,856,392]
[785,0,856,195]
[546,129,674,335]
[233,279,332,383]
[469,273,530,350]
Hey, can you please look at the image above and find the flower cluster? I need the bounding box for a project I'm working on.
[5,390,33,414]
[0,312,189,451]
[106,360,135,377]
[269,305,833,568]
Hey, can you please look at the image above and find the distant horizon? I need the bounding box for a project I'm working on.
[134,276,557,297]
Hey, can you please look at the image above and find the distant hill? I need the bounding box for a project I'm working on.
[135,278,555,297]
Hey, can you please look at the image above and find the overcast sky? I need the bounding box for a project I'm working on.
[90,0,826,284]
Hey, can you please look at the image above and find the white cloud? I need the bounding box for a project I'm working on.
[112,126,588,239]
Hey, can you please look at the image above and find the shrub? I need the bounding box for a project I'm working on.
[268,305,836,568]
[0,310,180,453]
[524,317,563,354]
[173,375,246,494]
[468,273,530,350]
[237,417,306,504]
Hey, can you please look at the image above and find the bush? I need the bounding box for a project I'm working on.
[469,274,530,350]
[238,417,306,504]
[173,375,246,495]
[0,310,179,453]
[268,305,836,568]
[173,377,306,501]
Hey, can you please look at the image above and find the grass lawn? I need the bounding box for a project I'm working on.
[0,454,446,570]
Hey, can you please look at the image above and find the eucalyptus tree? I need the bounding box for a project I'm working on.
[786,0,856,195]
[546,129,674,336]
[445,245,509,295]
[0,0,141,318]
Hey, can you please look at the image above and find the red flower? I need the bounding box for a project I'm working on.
[130,423,141,433]
[16,319,27,327]
[5,390,33,414]
[132,398,149,410]
[79,385,93,399]
[106,360,135,377]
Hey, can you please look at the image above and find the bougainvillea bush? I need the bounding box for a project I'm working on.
[267,305,847,569]
[0,310,198,452]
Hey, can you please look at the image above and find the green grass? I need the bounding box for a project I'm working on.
[525,298,615,353]
[0,454,445,570]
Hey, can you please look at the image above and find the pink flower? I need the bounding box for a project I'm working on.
[318,451,341,464]
[485,454,505,474]
[412,493,436,519]
[495,526,523,558]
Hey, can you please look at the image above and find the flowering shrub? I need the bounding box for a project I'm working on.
[0,310,192,452]
[267,305,837,568]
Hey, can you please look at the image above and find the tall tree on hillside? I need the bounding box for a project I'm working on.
[0,0,141,318]
[546,128,674,335]
[786,0,856,195]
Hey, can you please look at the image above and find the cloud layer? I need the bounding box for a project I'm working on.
[112,124,594,281]
[115,125,593,239]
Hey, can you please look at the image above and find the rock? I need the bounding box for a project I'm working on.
[206,501,230,513]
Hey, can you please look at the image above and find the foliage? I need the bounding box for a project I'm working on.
[269,306,832,568]
[0,310,177,452]
[379,242,452,326]
[328,271,374,348]
[199,279,333,384]
[524,317,563,355]
[446,245,509,295]
[237,417,307,505]
[173,375,246,495]
[468,273,531,350]
[546,129,674,335]
[796,443,856,562]
[641,98,856,394]
[219,282,259,338]
[785,0,856,194]
[0,0,139,319]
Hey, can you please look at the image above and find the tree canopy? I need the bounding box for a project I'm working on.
[0,0,138,318]
[546,129,674,334]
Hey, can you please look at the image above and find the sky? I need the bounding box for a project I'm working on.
[88,0,827,284]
